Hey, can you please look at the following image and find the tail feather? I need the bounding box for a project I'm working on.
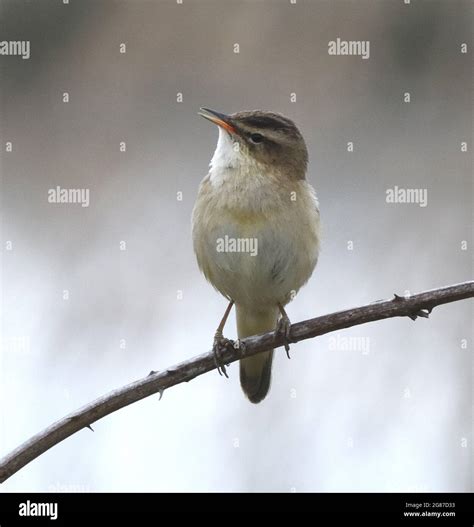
[236,305,278,404]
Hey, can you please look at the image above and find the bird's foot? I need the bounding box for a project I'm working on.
[276,313,294,359]
[212,330,233,378]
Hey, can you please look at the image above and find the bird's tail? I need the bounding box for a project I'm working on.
[237,305,278,404]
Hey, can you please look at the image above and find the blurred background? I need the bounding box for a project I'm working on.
[0,0,472,492]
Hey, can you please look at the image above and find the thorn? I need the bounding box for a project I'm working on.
[285,343,291,360]
[158,389,164,401]
[148,370,158,377]
[408,309,430,321]
[87,425,94,432]
[393,293,404,301]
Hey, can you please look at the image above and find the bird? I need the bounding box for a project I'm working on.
[192,108,320,403]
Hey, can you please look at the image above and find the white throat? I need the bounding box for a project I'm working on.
[206,127,282,215]
[208,128,251,186]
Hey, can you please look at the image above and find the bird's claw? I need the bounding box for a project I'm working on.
[276,315,294,359]
[213,332,232,378]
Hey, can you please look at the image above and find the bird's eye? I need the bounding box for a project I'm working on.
[249,133,264,144]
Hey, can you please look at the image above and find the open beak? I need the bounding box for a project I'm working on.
[198,107,237,135]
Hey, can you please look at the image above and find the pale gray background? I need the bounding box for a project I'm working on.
[0,0,472,492]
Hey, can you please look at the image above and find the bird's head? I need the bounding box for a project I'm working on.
[198,108,308,181]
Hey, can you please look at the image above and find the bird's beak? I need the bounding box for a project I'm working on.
[198,107,237,135]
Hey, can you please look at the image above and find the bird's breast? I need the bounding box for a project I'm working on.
[192,174,320,309]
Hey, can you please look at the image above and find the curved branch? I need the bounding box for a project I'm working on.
[0,281,473,483]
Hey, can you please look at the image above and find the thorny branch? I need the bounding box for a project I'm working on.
[0,281,472,483]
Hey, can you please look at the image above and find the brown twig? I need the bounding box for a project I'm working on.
[0,281,472,483]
